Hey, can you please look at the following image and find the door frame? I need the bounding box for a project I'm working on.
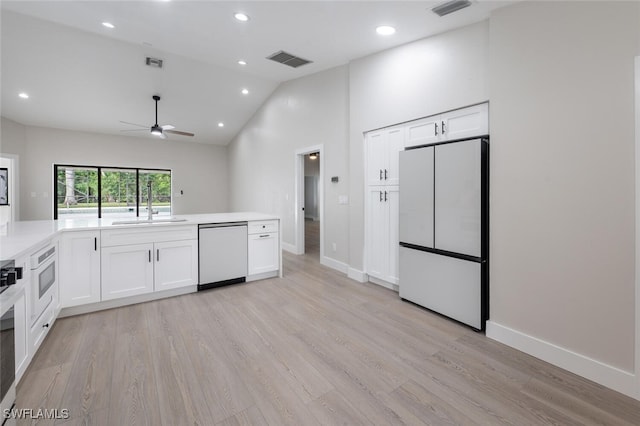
[0,153,19,223]
[634,56,640,399]
[294,144,324,256]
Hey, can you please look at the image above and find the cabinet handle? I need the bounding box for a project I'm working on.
[43,323,49,328]
[435,122,439,136]
[384,169,388,180]
[379,169,383,180]
[259,234,270,238]
[442,120,446,134]
[148,250,151,263]
[157,249,160,262]
[384,191,388,202]
[379,191,383,202]
[94,237,97,251]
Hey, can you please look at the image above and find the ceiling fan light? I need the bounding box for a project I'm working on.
[150,125,163,136]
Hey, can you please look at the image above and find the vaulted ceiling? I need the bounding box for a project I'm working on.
[1,1,514,145]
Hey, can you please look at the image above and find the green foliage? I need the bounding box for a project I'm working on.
[55,166,172,215]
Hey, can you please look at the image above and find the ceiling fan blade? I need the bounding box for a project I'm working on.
[165,129,195,137]
[120,120,148,128]
[161,124,175,130]
[159,132,167,139]
[120,129,148,132]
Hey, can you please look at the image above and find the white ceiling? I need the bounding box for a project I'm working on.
[1,1,514,145]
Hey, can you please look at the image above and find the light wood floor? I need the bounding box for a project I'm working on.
[305,218,319,257]
[18,252,640,425]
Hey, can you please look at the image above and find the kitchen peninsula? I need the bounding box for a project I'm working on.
[0,212,281,383]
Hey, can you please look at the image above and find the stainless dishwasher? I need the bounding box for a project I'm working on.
[198,222,248,290]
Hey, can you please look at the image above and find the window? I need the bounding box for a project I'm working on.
[54,165,171,220]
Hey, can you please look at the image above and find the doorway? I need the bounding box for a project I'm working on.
[294,145,324,257]
[0,154,18,225]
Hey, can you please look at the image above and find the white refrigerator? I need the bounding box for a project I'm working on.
[399,137,488,330]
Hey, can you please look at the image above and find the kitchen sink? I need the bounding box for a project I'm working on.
[111,218,188,225]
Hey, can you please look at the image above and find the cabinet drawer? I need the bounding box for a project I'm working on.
[102,225,197,247]
[248,220,278,235]
[31,302,55,351]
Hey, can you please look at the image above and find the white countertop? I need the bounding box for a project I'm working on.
[0,212,278,261]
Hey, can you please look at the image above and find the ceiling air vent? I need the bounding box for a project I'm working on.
[266,50,313,68]
[145,57,164,68]
[431,0,472,17]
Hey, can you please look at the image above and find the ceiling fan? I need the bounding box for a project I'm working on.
[120,95,194,138]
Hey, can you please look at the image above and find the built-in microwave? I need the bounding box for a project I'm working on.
[30,243,57,324]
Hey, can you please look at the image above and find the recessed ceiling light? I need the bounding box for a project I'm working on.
[102,22,115,29]
[218,122,224,127]
[234,13,249,22]
[238,60,247,66]
[18,92,29,99]
[241,88,249,95]
[376,25,396,36]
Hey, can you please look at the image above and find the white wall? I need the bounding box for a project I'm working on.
[488,0,639,377]
[348,20,490,271]
[1,118,228,220]
[227,66,349,264]
[0,117,27,223]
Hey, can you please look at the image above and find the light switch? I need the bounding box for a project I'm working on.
[338,195,349,205]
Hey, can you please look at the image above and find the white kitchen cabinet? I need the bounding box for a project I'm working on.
[101,243,154,301]
[366,126,403,186]
[366,186,399,285]
[405,117,440,148]
[101,227,198,301]
[247,220,279,277]
[13,255,29,382]
[59,230,101,308]
[404,103,488,148]
[30,297,56,356]
[154,239,198,291]
[248,234,278,275]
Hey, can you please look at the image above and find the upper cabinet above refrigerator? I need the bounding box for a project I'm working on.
[404,103,489,149]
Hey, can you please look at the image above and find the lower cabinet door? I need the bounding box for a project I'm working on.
[101,243,154,301]
[60,230,101,308]
[248,233,279,275]
[154,240,198,291]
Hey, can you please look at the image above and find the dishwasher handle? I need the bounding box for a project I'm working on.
[199,222,248,229]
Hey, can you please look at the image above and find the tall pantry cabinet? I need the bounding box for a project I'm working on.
[365,126,403,286]
[364,102,489,289]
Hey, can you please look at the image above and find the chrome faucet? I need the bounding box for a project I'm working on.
[147,180,153,220]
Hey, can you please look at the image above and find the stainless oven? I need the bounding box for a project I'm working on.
[0,300,15,425]
[30,243,57,324]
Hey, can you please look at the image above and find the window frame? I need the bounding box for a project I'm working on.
[53,164,171,220]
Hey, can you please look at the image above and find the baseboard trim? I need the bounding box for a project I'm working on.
[320,256,349,273]
[281,242,298,254]
[369,276,399,292]
[347,267,368,283]
[486,320,638,400]
[60,286,197,318]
